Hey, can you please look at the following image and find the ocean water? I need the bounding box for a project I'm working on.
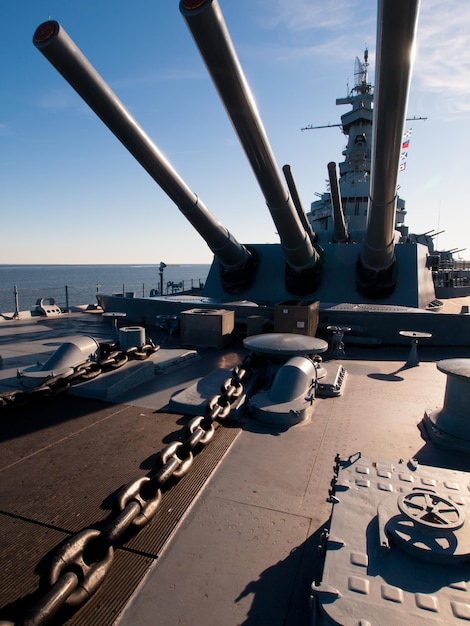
[0,264,210,314]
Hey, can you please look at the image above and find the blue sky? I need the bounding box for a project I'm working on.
[2,0,470,264]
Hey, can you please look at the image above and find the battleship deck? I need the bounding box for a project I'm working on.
[0,312,469,625]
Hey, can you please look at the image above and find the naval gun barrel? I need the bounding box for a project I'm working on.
[282,164,316,245]
[327,162,349,243]
[33,20,255,290]
[419,229,441,237]
[357,0,420,298]
[180,0,321,293]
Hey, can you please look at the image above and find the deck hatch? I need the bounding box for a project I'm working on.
[313,455,470,625]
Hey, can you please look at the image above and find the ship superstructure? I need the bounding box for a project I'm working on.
[306,51,407,240]
[306,51,470,298]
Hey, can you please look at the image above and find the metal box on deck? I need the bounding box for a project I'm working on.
[180,308,234,348]
[274,300,319,336]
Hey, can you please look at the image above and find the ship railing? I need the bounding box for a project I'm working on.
[433,269,470,289]
[454,260,470,270]
[0,279,206,316]
[435,259,470,271]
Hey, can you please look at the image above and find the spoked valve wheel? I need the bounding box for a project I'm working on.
[397,490,464,530]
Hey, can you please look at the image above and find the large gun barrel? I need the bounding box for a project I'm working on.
[33,20,255,290]
[327,162,349,243]
[282,164,316,245]
[180,0,321,293]
[357,0,420,298]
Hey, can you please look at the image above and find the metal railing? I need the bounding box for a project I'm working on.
[0,279,206,316]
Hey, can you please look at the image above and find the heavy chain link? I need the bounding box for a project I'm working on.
[0,340,158,412]
[6,354,254,626]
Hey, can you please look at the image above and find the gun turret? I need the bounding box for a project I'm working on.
[33,20,255,293]
[419,229,445,238]
[327,162,349,243]
[180,0,322,295]
[356,0,420,298]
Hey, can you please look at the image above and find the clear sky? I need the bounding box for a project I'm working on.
[2,0,470,264]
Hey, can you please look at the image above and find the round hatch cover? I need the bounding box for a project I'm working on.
[381,489,470,564]
[397,490,465,530]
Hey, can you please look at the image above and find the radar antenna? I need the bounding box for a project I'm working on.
[301,48,427,133]
[352,48,370,95]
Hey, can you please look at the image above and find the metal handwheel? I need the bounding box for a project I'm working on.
[397,490,465,530]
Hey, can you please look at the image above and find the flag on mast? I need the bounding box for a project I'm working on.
[399,129,412,171]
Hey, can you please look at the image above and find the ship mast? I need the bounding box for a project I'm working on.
[303,48,426,239]
[304,49,374,235]
[354,48,370,96]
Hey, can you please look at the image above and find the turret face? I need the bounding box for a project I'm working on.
[180,0,323,295]
[357,0,421,298]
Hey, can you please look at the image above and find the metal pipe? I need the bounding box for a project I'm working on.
[327,162,349,243]
[33,20,252,276]
[180,0,320,278]
[357,0,420,297]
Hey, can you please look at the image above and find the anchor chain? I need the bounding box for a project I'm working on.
[0,340,159,412]
[5,355,254,626]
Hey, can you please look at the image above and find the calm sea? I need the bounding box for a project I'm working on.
[0,264,210,314]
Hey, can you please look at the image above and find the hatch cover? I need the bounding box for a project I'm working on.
[312,455,470,625]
